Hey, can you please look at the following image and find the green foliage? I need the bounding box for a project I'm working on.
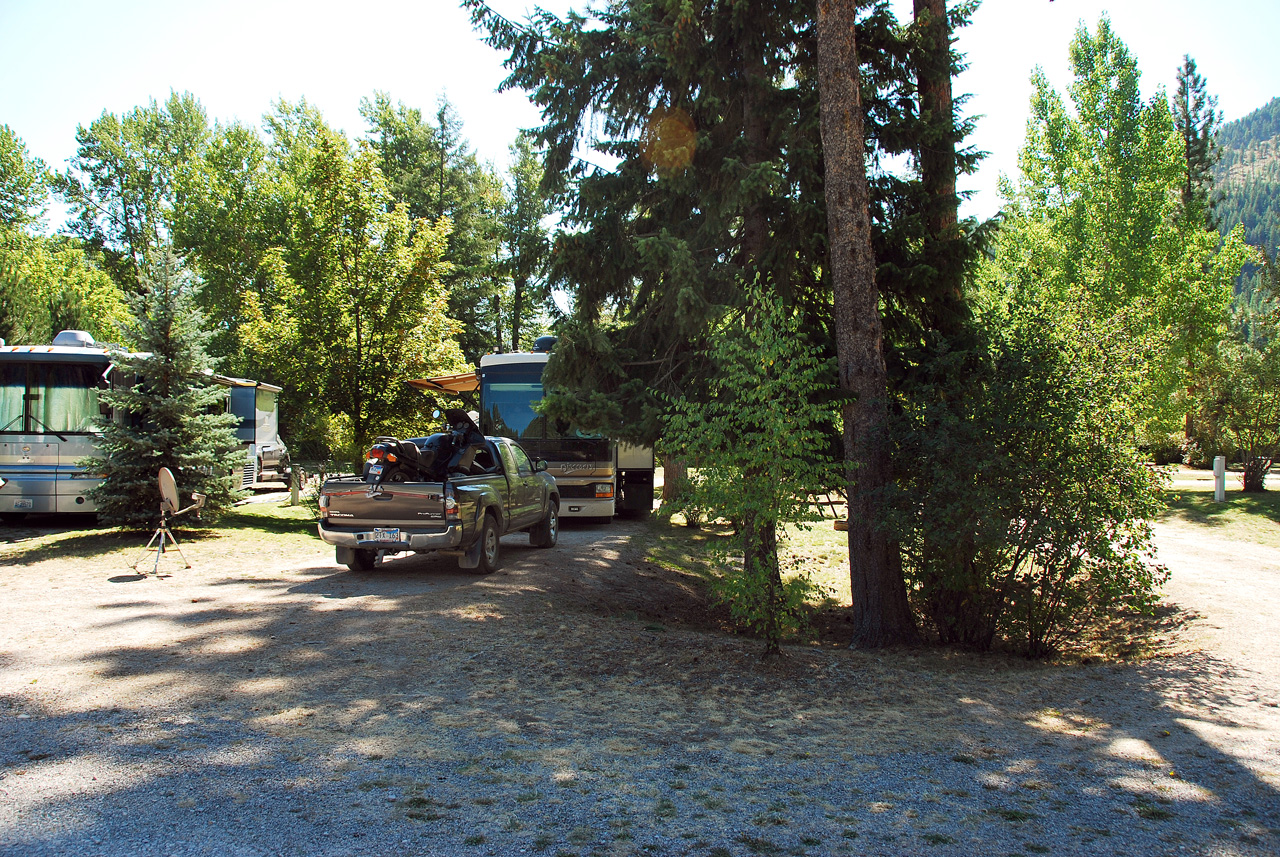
[1200,305,1280,492]
[467,0,842,444]
[1173,55,1221,229]
[55,92,210,291]
[86,253,244,529]
[663,285,839,655]
[172,100,469,460]
[0,229,129,345]
[245,110,465,458]
[1214,96,1280,317]
[0,124,49,229]
[361,93,508,362]
[890,306,1168,656]
[497,134,553,352]
[991,17,1247,439]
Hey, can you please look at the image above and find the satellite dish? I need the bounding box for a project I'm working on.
[131,468,207,574]
[158,467,180,514]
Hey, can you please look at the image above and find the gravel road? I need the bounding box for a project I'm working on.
[1,508,1277,857]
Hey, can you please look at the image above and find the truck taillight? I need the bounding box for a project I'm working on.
[444,484,459,520]
[318,493,329,519]
[594,482,614,499]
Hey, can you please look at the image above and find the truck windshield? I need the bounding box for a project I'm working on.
[0,361,103,434]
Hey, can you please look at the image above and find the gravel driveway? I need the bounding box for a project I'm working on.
[1,507,1277,856]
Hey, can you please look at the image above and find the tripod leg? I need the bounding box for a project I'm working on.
[164,527,192,569]
[132,527,164,571]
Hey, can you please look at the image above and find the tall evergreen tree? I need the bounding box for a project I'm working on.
[87,252,244,529]
[1174,55,1222,229]
[817,0,920,647]
[464,0,835,439]
[361,93,505,361]
[0,124,48,230]
[498,134,552,352]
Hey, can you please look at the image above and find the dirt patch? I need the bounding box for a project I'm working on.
[1,511,1278,856]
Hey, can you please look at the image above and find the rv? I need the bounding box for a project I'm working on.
[0,330,288,523]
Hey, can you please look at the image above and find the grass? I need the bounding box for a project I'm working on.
[0,494,320,566]
[643,511,851,605]
[1161,467,1280,547]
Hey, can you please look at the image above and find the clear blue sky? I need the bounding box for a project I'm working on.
[2,0,1277,225]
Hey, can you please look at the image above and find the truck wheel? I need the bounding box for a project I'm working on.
[346,548,377,572]
[529,500,559,548]
[472,513,500,574]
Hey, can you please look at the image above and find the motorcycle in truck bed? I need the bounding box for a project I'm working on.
[317,410,559,572]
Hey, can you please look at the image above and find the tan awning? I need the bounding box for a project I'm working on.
[407,370,479,396]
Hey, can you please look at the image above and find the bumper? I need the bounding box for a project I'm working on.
[316,521,463,552]
[558,497,614,518]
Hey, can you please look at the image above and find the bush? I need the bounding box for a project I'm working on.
[889,307,1169,656]
[1142,433,1184,466]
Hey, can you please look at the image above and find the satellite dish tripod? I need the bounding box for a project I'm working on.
[132,467,206,574]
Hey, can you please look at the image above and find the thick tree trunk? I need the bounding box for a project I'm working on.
[816,0,919,647]
[913,0,958,240]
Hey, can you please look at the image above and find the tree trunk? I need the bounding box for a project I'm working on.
[913,0,958,240]
[661,454,688,503]
[512,276,525,352]
[816,0,919,648]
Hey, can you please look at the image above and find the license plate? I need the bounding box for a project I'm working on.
[372,527,400,543]
[368,464,383,477]
[13,498,33,510]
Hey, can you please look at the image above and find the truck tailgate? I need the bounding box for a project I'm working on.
[322,478,448,528]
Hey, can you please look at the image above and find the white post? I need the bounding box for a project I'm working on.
[1214,455,1226,502]
[290,468,300,507]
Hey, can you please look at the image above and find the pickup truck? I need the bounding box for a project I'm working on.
[317,409,559,573]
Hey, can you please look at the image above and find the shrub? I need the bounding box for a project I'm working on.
[889,307,1169,656]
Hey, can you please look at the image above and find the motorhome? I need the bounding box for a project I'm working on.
[0,330,288,523]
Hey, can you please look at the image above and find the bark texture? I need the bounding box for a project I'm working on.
[815,0,919,647]
[913,0,958,239]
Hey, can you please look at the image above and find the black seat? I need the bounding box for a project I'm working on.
[448,444,479,475]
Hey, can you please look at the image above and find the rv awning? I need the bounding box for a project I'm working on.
[407,370,479,396]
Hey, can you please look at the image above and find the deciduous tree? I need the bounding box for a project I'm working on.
[56,92,210,291]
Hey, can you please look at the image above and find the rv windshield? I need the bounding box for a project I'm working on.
[0,362,103,434]
[481,364,601,441]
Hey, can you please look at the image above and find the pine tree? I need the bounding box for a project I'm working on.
[1174,55,1222,229]
[817,0,920,647]
[86,252,244,529]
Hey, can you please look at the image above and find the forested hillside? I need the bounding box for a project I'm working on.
[1215,96,1280,310]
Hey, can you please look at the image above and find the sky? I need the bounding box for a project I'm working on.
[2,0,1278,226]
